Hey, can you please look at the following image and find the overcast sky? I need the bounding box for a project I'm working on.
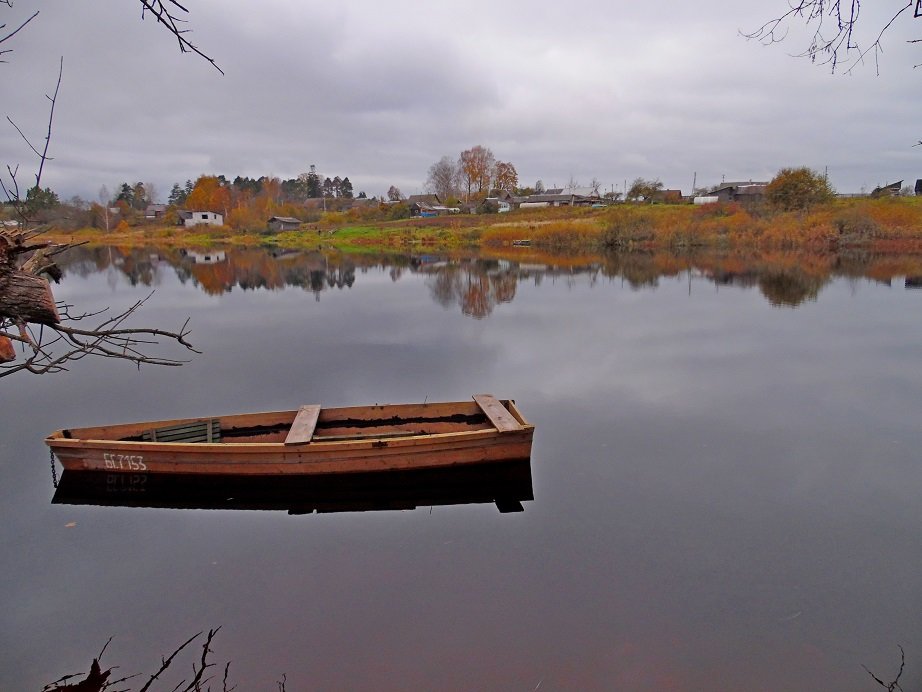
[3,1,921,201]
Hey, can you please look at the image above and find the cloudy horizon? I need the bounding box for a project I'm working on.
[2,1,920,203]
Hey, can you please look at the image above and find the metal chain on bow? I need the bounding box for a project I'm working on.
[49,448,58,488]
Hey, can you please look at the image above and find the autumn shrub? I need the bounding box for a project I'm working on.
[387,203,410,221]
[320,211,348,227]
[832,207,880,243]
[534,221,601,251]
[765,167,835,212]
[601,207,656,248]
[226,206,264,231]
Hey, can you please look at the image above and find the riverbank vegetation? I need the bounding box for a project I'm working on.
[34,194,922,256]
[9,164,920,256]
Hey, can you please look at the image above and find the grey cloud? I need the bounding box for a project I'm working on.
[2,1,920,200]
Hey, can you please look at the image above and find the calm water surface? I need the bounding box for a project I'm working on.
[2,248,921,690]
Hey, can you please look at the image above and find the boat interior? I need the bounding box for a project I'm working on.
[55,398,528,445]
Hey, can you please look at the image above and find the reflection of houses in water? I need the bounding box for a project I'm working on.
[181,249,227,264]
[859,275,922,289]
[517,263,550,273]
[704,269,760,289]
[409,254,451,270]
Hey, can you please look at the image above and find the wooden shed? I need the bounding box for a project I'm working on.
[267,216,302,232]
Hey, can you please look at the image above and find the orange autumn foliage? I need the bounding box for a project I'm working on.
[185,176,231,215]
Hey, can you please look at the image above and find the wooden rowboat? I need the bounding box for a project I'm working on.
[45,395,534,477]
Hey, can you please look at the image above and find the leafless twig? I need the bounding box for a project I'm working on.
[0,59,197,378]
[177,627,221,692]
[0,8,38,62]
[863,645,906,691]
[137,631,202,692]
[138,1,223,74]
[744,1,921,73]
[43,629,234,692]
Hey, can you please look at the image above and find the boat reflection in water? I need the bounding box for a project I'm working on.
[52,459,534,514]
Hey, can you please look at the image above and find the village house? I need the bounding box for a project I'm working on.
[144,203,167,220]
[519,192,595,208]
[407,194,441,217]
[654,189,683,204]
[707,182,769,204]
[178,210,224,227]
[871,180,902,198]
[483,197,512,213]
[267,216,302,232]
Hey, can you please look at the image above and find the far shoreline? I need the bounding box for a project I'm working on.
[40,196,922,256]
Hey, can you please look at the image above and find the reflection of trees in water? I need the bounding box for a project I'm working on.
[757,270,825,307]
[425,262,517,318]
[53,246,922,311]
[56,247,357,299]
[599,252,660,289]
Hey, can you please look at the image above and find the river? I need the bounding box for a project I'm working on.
[2,246,921,690]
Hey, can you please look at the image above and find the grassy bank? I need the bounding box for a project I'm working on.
[42,196,922,254]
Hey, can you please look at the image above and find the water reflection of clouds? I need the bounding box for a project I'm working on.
[7,249,922,689]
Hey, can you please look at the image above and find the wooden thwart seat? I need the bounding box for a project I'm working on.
[285,405,321,445]
[473,394,523,432]
[143,419,221,443]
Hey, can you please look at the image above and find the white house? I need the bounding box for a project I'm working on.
[179,210,224,227]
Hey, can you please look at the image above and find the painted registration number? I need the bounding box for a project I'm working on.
[102,452,146,471]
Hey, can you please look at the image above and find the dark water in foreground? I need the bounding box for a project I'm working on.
[3,248,922,690]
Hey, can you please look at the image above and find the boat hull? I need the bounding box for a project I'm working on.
[45,399,535,477]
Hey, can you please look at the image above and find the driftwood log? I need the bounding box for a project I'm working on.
[0,233,60,364]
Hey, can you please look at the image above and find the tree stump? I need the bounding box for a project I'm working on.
[0,268,60,325]
[0,237,61,326]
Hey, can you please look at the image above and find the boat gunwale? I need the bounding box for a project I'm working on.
[45,399,532,447]
[46,425,534,452]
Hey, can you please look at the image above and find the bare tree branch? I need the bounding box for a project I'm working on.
[177,627,220,692]
[36,56,63,188]
[137,631,202,692]
[43,629,234,692]
[745,1,922,73]
[0,25,198,379]
[0,8,38,62]
[138,1,224,74]
[222,661,236,692]
[3,54,62,226]
[863,645,906,691]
